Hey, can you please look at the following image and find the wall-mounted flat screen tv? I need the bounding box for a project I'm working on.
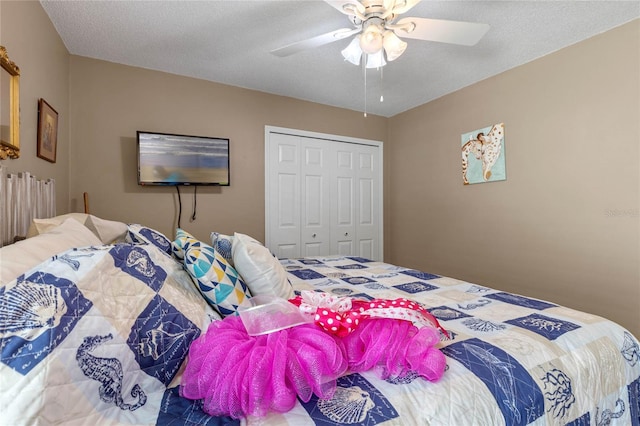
[137,131,230,186]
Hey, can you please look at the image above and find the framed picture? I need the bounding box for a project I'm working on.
[461,122,506,185]
[37,98,58,163]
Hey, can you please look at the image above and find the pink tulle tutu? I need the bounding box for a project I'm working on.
[339,317,446,381]
[180,293,447,419]
[180,315,348,419]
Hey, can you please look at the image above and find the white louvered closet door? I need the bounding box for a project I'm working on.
[266,133,331,259]
[330,143,379,260]
[354,144,379,260]
[331,144,356,257]
[266,132,302,260]
[265,127,383,261]
[299,138,332,257]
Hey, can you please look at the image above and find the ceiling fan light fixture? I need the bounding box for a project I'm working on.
[365,50,386,69]
[359,22,384,54]
[272,0,491,72]
[382,30,407,61]
[341,36,363,65]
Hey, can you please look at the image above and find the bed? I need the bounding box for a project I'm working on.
[1,214,638,426]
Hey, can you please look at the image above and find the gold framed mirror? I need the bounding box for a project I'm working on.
[1,45,20,159]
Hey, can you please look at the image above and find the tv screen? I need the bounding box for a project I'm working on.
[137,131,230,186]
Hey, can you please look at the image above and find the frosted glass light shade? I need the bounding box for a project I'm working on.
[342,24,408,67]
[359,24,384,54]
[382,31,407,61]
[366,50,387,69]
[341,37,363,65]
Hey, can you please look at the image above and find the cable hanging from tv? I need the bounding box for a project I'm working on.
[175,184,200,229]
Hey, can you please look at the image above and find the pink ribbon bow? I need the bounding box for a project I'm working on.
[289,291,448,338]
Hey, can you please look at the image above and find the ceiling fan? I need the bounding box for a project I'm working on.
[271,0,490,68]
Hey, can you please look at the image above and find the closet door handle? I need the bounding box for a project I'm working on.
[312,233,317,238]
[344,232,349,237]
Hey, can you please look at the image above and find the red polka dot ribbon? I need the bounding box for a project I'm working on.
[289,291,448,338]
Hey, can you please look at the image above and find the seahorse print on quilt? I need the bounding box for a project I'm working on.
[76,334,147,411]
[595,399,625,426]
[462,123,504,184]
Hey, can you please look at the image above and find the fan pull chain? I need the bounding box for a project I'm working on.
[380,66,384,103]
[362,59,386,117]
[363,57,368,118]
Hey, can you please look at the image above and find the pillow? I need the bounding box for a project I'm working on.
[183,239,252,317]
[27,213,128,244]
[231,232,293,300]
[88,215,128,243]
[210,231,234,266]
[172,228,199,260]
[26,213,89,238]
[126,224,173,256]
[0,217,102,284]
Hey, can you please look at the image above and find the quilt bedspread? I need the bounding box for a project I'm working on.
[1,248,639,426]
[260,256,640,426]
[0,242,235,426]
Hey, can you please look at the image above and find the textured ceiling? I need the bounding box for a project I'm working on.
[40,0,639,117]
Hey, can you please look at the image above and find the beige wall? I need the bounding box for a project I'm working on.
[387,20,640,337]
[3,2,638,336]
[68,56,386,242]
[0,0,70,214]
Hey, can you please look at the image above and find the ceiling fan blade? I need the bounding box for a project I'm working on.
[391,0,421,15]
[271,28,360,57]
[395,17,490,46]
[324,0,365,16]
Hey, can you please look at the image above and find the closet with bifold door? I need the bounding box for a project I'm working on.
[265,126,383,261]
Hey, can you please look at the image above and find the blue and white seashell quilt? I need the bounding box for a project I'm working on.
[0,240,229,425]
[1,238,639,425]
[276,256,640,426]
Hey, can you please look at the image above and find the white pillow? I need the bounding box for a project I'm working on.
[231,232,293,300]
[26,213,127,244]
[88,215,128,243]
[0,217,102,284]
[26,213,89,238]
